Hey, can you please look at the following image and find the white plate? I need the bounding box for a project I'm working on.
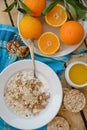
[0,60,62,129]
[17,5,87,58]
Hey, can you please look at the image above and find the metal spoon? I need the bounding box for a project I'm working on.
[25,39,37,78]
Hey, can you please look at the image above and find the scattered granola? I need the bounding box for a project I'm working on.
[6,40,30,58]
[4,70,50,117]
[6,40,20,54]
[16,46,29,58]
[63,89,86,112]
[47,116,70,130]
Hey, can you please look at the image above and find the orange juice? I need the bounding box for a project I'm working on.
[69,64,87,85]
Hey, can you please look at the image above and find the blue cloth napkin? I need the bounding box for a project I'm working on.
[0,24,72,76]
[0,24,86,130]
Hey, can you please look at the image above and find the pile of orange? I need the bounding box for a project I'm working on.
[19,1,85,56]
[38,32,60,55]
[59,21,84,45]
[19,15,43,39]
[24,0,46,17]
[45,4,67,27]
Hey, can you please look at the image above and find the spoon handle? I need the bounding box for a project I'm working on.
[27,39,36,78]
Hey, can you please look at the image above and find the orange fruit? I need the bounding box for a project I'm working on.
[38,32,60,55]
[45,4,67,27]
[24,0,46,17]
[59,21,84,45]
[19,15,43,39]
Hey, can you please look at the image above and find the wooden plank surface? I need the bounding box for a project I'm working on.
[59,108,86,130]
[66,39,87,127]
[60,71,87,130]
[6,0,18,26]
[0,1,87,130]
[0,0,11,25]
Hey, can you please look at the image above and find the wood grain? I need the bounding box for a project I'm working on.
[5,0,18,26]
[0,0,11,24]
[60,71,87,130]
[58,109,86,130]
[64,39,87,129]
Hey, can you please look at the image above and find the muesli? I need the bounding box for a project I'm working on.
[4,70,50,117]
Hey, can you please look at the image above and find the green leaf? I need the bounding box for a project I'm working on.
[65,0,87,20]
[14,0,17,7]
[66,3,77,20]
[42,0,61,16]
[3,2,15,12]
[17,8,26,14]
[75,0,87,10]
[76,6,87,20]
[19,0,32,14]
[65,0,77,7]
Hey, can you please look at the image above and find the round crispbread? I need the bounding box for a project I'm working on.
[63,87,70,95]
[63,89,86,112]
[61,88,71,110]
[47,116,70,130]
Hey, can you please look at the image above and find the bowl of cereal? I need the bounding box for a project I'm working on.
[0,60,62,129]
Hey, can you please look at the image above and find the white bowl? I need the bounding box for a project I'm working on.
[65,61,87,88]
[0,60,62,129]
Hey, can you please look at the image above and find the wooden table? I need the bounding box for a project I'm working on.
[0,0,87,130]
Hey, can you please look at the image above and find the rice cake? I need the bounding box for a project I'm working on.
[47,116,70,130]
[63,89,86,112]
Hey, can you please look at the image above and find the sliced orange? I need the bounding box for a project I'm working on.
[45,4,67,27]
[38,32,60,55]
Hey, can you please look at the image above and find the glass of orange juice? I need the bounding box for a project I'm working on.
[65,61,87,88]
